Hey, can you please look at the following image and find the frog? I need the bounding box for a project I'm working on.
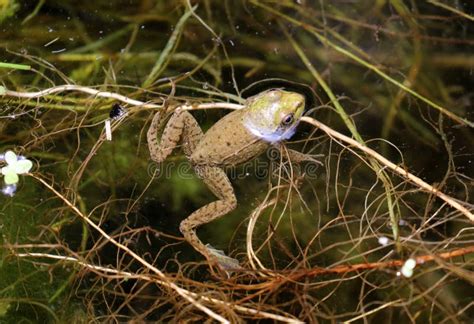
[147,89,317,268]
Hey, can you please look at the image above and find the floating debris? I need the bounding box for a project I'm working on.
[109,103,127,120]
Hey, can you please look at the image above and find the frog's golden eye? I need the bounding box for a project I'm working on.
[281,113,295,126]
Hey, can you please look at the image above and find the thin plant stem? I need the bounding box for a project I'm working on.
[142,6,197,88]
[283,25,400,245]
[31,175,230,324]
[301,116,474,222]
[253,1,474,128]
[427,0,474,21]
[0,62,31,70]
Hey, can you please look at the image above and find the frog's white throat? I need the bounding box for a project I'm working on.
[243,117,299,143]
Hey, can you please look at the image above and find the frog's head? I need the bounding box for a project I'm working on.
[243,89,305,143]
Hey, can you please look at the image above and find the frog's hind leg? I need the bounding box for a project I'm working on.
[180,165,238,267]
[147,110,203,163]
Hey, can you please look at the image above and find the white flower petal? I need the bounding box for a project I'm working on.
[1,165,15,176]
[404,258,416,270]
[400,258,417,278]
[2,166,16,176]
[401,267,413,278]
[378,236,389,246]
[4,151,17,165]
[4,172,19,185]
[13,159,33,174]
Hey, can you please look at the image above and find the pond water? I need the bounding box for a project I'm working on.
[0,1,473,322]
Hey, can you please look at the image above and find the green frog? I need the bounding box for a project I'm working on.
[147,89,315,267]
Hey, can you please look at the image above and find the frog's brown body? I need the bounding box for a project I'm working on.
[191,109,269,167]
[147,89,309,266]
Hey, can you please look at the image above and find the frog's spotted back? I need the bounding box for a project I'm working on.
[190,109,269,167]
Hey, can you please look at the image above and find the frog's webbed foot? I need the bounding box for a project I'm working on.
[206,244,242,272]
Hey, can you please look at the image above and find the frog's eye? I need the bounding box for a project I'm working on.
[281,113,295,126]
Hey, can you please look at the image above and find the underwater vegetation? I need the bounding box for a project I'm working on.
[0,0,473,322]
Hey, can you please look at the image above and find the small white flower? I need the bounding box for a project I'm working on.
[1,151,33,185]
[399,219,408,226]
[401,267,413,278]
[378,236,390,246]
[404,258,416,269]
[400,258,417,278]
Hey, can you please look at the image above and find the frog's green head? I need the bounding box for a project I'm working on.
[243,89,305,142]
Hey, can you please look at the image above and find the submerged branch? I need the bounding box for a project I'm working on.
[1,84,243,111]
[30,175,230,324]
[301,116,474,222]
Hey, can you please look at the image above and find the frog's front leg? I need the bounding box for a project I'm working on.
[147,109,203,162]
[179,165,237,265]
